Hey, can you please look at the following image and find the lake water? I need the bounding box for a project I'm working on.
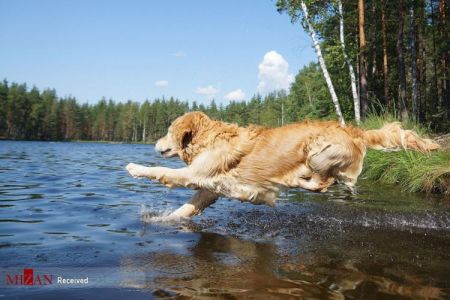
[0,140,449,299]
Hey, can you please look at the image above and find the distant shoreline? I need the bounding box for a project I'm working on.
[0,138,156,145]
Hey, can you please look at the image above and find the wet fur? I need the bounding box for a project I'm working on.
[127,112,439,214]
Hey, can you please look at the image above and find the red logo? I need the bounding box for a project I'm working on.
[5,268,53,286]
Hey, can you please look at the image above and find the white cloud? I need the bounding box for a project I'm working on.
[154,80,169,87]
[173,50,186,58]
[257,50,294,94]
[195,85,218,97]
[224,89,246,101]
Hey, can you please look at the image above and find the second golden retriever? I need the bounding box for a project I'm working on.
[127,112,439,218]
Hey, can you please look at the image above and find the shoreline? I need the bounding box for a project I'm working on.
[0,138,156,145]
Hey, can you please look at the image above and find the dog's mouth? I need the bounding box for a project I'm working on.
[160,148,176,158]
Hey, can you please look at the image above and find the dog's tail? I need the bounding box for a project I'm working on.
[363,122,440,153]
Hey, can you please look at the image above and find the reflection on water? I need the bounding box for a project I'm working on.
[0,141,449,299]
[121,231,445,299]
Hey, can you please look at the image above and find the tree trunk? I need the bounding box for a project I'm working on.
[370,0,377,77]
[300,1,346,126]
[397,0,409,120]
[358,0,369,118]
[381,0,390,106]
[142,121,146,143]
[439,0,449,117]
[304,81,313,107]
[430,0,439,112]
[338,0,360,124]
[417,4,426,123]
[410,0,418,121]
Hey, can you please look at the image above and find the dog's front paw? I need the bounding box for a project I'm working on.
[126,163,147,179]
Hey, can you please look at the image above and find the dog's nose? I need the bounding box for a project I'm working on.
[154,139,163,152]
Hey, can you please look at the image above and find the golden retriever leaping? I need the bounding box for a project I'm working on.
[126,111,439,218]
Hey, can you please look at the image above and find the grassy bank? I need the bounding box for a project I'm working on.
[360,114,450,196]
[363,149,449,195]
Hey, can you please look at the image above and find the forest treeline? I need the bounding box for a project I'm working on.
[0,69,330,143]
[1,0,449,142]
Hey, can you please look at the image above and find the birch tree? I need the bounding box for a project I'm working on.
[300,1,346,126]
[337,0,360,124]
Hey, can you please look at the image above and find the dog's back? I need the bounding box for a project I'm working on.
[231,120,438,196]
[232,121,363,192]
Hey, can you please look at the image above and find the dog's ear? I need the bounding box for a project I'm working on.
[181,130,193,149]
[173,111,208,149]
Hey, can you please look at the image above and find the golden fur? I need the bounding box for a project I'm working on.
[127,112,439,216]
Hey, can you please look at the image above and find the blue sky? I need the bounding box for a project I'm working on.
[0,0,316,104]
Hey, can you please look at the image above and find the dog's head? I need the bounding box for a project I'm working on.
[155,111,209,159]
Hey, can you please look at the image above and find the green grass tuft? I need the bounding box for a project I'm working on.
[362,150,450,195]
[360,114,449,196]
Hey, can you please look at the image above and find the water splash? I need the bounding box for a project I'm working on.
[306,210,450,231]
[139,204,187,223]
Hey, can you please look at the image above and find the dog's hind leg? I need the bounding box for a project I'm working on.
[169,189,218,218]
[296,174,335,192]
